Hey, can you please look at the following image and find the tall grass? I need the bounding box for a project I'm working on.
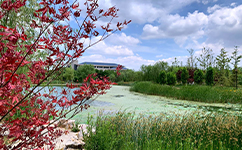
[130,81,242,104]
[83,111,242,150]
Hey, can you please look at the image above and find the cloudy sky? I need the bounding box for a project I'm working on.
[75,0,242,70]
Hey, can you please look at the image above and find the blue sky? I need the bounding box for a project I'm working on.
[75,0,242,70]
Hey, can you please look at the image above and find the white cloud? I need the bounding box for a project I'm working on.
[207,4,221,13]
[142,11,208,46]
[88,41,134,56]
[206,5,242,47]
[202,0,208,5]
[106,33,140,46]
[156,55,163,58]
[231,3,236,7]
[87,0,199,24]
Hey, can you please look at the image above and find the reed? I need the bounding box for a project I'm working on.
[83,111,242,150]
[130,81,242,104]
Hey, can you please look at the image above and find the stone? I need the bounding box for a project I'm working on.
[64,139,85,150]
[56,119,75,129]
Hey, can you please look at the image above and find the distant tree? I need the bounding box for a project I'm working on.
[216,48,231,86]
[205,67,214,86]
[194,69,204,84]
[172,57,180,67]
[230,46,242,88]
[187,49,196,69]
[187,68,195,84]
[197,47,214,70]
[141,65,153,81]
[167,72,177,85]
[181,67,189,84]
[74,64,95,82]
[158,71,167,84]
[176,69,182,83]
[134,71,144,82]
[63,67,74,82]
[141,62,167,83]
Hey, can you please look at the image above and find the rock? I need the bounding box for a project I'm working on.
[57,119,67,128]
[57,119,75,129]
[64,139,85,150]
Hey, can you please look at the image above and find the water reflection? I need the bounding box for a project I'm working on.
[34,86,114,110]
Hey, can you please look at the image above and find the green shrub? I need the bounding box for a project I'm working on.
[205,67,214,86]
[194,69,204,84]
[71,121,80,132]
[167,72,176,85]
[158,71,167,84]
[181,67,189,84]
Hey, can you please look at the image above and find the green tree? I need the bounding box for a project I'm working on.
[230,46,242,88]
[172,57,180,67]
[63,67,74,82]
[158,71,167,84]
[134,71,143,82]
[181,67,189,84]
[197,47,214,70]
[216,48,231,86]
[194,69,204,84]
[187,49,196,69]
[167,72,176,85]
[205,67,214,86]
[74,64,95,82]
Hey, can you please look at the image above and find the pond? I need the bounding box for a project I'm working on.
[37,85,242,124]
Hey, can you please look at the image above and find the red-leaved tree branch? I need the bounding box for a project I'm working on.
[0,0,131,149]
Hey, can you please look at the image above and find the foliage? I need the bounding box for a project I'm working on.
[167,72,176,85]
[187,49,196,69]
[231,46,242,88]
[130,82,242,103]
[158,71,167,84]
[84,111,242,150]
[216,48,231,86]
[74,64,95,83]
[176,69,182,83]
[71,121,80,132]
[197,47,214,70]
[181,67,189,84]
[62,67,74,82]
[187,68,195,84]
[140,61,168,83]
[205,67,214,86]
[194,69,204,84]
[0,0,130,149]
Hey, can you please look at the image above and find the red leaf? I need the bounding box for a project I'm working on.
[55,0,61,4]
[36,7,46,12]
[12,96,18,104]
[0,25,7,29]
[72,3,79,9]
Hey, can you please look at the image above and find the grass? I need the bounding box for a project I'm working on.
[130,81,242,104]
[83,111,242,150]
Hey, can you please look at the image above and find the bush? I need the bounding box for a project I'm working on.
[194,69,204,84]
[176,69,182,83]
[167,72,176,85]
[158,71,167,84]
[205,67,214,86]
[181,67,189,84]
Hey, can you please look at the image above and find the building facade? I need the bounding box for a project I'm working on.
[70,60,127,71]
